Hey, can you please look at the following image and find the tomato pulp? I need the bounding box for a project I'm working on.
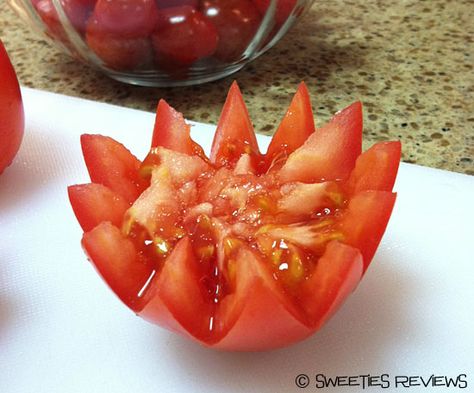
[0,41,24,175]
[69,82,400,351]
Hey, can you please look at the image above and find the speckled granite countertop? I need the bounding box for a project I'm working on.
[1,0,473,174]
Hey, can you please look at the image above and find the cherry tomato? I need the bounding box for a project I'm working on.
[86,16,154,70]
[34,0,96,37]
[200,0,261,62]
[91,0,159,37]
[69,82,400,351]
[151,6,218,65]
[0,41,24,175]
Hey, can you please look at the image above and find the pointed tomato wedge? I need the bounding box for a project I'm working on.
[82,222,153,311]
[279,102,363,183]
[214,246,311,351]
[68,183,130,232]
[300,241,363,328]
[210,82,261,168]
[264,82,315,171]
[347,141,401,193]
[81,134,147,203]
[151,99,206,158]
[339,191,396,271]
[329,101,363,145]
[139,237,214,342]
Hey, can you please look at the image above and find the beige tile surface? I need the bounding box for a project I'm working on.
[1,0,473,174]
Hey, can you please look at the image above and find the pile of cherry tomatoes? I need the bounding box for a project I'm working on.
[32,0,296,73]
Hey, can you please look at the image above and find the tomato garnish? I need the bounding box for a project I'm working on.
[69,82,400,351]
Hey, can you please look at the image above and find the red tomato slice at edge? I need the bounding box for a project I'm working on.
[139,237,214,342]
[80,134,147,203]
[212,246,311,351]
[210,81,261,168]
[347,141,401,193]
[264,82,315,171]
[279,101,363,183]
[82,222,153,311]
[68,183,130,232]
[300,241,363,328]
[340,190,397,271]
[151,99,206,158]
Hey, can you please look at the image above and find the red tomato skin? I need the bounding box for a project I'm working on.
[200,0,261,62]
[80,134,147,203]
[279,101,363,183]
[86,17,154,70]
[151,99,206,157]
[68,183,130,232]
[82,222,153,311]
[340,191,397,271]
[347,141,401,194]
[91,0,159,38]
[152,6,218,65]
[210,81,261,168]
[34,0,69,43]
[300,241,363,328]
[264,81,315,171]
[34,0,96,37]
[139,237,214,342]
[0,41,24,175]
[212,246,312,351]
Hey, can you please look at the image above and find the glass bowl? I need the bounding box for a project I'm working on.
[9,0,315,86]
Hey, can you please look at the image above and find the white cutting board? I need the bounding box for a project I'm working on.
[0,88,473,393]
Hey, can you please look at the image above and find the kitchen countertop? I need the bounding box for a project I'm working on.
[1,1,473,174]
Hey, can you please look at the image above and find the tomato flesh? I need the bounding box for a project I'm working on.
[70,82,400,350]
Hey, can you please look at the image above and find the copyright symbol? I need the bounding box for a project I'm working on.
[295,374,310,388]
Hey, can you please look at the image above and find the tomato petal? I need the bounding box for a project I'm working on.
[330,101,363,145]
[210,82,261,168]
[339,190,396,271]
[68,183,130,232]
[279,102,362,183]
[151,99,206,158]
[347,141,401,193]
[80,134,147,203]
[82,222,153,311]
[139,237,213,341]
[300,241,363,328]
[213,246,311,351]
[264,82,315,170]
